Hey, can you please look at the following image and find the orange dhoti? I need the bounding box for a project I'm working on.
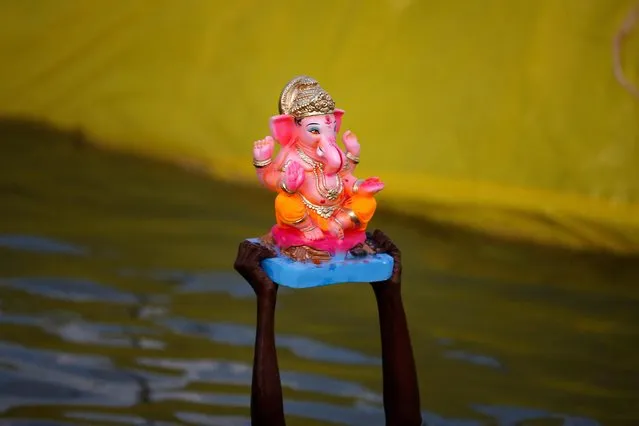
[275,192,377,232]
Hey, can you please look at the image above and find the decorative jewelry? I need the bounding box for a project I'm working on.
[296,147,343,201]
[297,149,338,196]
[281,180,295,194]
[346,152,360,164]
[340,208,361,228]
[253,158,272,168]
[300,223,317,232]
[333,216,345,230]
[352,179,364,194]
[299,194,340,219]
[292,214,309,225]
[279,76,336,119]
[348,211,361,227]
[295,147,317,167]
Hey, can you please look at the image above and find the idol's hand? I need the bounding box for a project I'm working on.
[342,130,360,157]
[283,161,305,193]
[253,136,275,162]
[234,240,278,298]
[357,177,385,196]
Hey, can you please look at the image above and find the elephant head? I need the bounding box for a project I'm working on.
[268,76,346,175]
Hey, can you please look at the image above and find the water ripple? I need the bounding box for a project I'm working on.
[153,391,482,426]
[0,313,164,350]
[138,357,382,403]
[0,420,78,426]
[443,350,503,370]
[0,311,604,426]
[119,269,275,299]
[159,318,380,365]
[65,411,179,425]
[0,234,86,256]
[471,404,601,426]
[175,413,250,426]
[0,277,138,304]
[0,342,139,413]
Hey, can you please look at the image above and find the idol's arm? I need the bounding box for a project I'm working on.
[330,171,364,234]
[340,171,360,197]
[338,149,360,197]
[369,230,423,426]
[343,151,359,175]
[333,154,381,233]
[256,163,285,192]
[341,129,361,175]
[253,136,281,193]
[234,241,287,426]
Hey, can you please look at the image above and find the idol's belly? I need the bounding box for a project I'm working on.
[298,175,345,217]
[298,174,344,206]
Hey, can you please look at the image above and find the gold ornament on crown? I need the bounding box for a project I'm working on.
[278,76,336,119]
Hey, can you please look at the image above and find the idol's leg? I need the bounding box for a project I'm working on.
[275,192,307,226]
[334,195,377,232]
[275,192,323,240]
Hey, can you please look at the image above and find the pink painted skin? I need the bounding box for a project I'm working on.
[253,109,384,250]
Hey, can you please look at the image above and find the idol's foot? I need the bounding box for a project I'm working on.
[282,245,332,264]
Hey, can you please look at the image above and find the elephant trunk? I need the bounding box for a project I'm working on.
[316,136,342,175]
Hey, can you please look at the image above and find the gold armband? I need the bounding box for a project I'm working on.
[253,158,272,168]
[346,152,360,164]
[300,223,317,232]
[347,210,361,227]
[281,179,295,194]
[352,179,364,194]
[292,214,309,225]
[340,208,361,228]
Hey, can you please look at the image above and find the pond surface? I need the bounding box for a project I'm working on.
[0,120,638,426]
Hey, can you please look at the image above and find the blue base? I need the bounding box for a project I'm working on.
[246,238,393,288]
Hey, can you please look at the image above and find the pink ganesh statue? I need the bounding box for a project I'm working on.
[253,76,384,261]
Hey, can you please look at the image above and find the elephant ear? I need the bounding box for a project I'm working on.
[333,109,345,133]
[269,114,296,145]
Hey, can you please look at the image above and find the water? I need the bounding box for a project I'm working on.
[0,119,638,426]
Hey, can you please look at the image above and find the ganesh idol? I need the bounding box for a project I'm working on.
[252,76,384,262]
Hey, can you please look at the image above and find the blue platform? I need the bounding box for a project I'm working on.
[246,238,394,288]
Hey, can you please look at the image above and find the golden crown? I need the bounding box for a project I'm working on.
[278,76,335,118]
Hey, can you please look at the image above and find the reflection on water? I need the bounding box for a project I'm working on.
[1,277,138,305]
[159,318,381,366]
[0,120,638,425]
[120,270,258,299]
[0,235,87,256]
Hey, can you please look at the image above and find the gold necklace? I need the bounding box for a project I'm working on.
[296,147,343,201]
[299,194,339,218]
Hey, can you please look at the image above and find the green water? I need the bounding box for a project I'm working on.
[0,119,638,426]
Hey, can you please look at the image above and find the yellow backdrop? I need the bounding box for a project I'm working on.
[0,0,637,253]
